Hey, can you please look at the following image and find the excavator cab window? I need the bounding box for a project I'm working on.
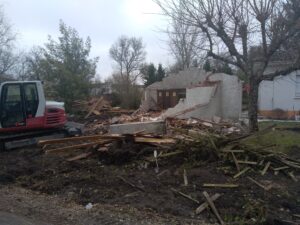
[24,83,39,118]
[0,84,25,128]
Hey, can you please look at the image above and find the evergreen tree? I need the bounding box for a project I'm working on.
[156,63,165,81]
[142,63,157,86]
[203,60,211,72]
[27,20,99,111]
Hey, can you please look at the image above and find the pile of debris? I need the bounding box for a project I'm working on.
[72,97,134,119]
[37,119,300,223]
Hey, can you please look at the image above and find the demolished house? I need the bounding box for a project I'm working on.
[141,68,243,121]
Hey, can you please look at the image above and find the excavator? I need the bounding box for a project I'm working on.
[0,80,79,150]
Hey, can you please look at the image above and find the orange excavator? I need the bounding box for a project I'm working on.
[0,81,80,150]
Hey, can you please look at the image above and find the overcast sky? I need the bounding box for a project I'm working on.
[2,0,172,80]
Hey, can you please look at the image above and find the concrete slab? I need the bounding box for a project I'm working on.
[109,121,166,135]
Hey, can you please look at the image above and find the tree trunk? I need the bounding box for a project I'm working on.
[248,74,259,132]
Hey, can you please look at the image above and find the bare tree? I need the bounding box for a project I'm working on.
[155,0,300,131]
[109,36,146,85]
[0,6,17,77]
[168,15,205,70]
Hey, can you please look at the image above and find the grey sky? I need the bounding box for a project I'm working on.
[2,0,172,80]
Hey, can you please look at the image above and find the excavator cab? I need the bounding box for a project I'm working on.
[0,82,39,128]
[0,81,66,132]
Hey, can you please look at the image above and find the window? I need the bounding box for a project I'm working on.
[5,84,21,102]
[24,83,39,117]
[296,75,300,97]
[166,91,169,96]
[0,84,24,128]
[158,92,162,97]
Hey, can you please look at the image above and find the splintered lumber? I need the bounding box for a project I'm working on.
[273,166,289,171]
[231,152,240,172]
[247,176,272,191]
[287,171,298,182]
[208,136,218,152]
[38,134,123,146]
[45,139,113,154]
[118,176,145,192]
[233,167,251,179]
[92,110,101,115]
[134,137,176,145]
[279,158,300,169]
[66,152,93,162]
[221,150,244,153]
[237,160,257,165]
[158,150,184,158]
[183,169,188,186]
[261,161,271,175]
[195,193,221,214]
[226,124,276,144]
[85,97,103,119]
[203,183,239,188]
[171,188,199,204]
[203,191,225,225]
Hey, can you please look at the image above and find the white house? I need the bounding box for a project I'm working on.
[258,70,300,120]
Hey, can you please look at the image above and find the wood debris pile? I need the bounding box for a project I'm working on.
[39,118,299,181]
[37,119,300,223]
[72,97,134,119]
[166,117,244,137]
[38,133,176,162]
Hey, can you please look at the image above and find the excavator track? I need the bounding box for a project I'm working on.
[0,128,67,151]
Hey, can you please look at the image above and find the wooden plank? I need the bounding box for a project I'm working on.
[195,193,221,214]
[203,183,239,188]
[45,139,113,154]
[231,152,240,172]
[221,150,244,153]
[66,152,93,161]
[261,161,271,175]
[237,161,257,165]
[171,188,199,204]
[288,171,298,182]
[92,110,101,115]
[183,169,188,186]
[233,167,250,179]
[134,137,176,144]
[273,166,289,171]
[38,134,123,146]
[247,176,272,191]
[203,191,225,225]
[85,97,103,119]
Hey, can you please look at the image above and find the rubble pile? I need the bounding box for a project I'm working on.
[36,116,300,223]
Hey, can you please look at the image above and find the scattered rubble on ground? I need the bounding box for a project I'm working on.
[1,97,300,224]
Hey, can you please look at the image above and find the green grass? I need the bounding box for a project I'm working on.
[241,121,300,153]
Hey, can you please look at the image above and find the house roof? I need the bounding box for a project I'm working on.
[147,68,210,90]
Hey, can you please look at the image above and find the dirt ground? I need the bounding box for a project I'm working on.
[0,144,299,225]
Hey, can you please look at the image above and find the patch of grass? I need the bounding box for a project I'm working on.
[241,121,300,153]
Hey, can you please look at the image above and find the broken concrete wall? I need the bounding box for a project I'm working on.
[161,84,221,120]
[162,73,242,120]
[142,68,209,110]
[209,73,242,120]
[109,121,166,135]
[141,89,158,111]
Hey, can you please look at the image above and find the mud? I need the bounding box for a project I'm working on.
[0,146,299,224]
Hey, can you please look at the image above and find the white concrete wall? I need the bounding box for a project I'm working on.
[209,73,242,119]
[162,85,221,119]
[258,71,300,111]
[177,84,222,120]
